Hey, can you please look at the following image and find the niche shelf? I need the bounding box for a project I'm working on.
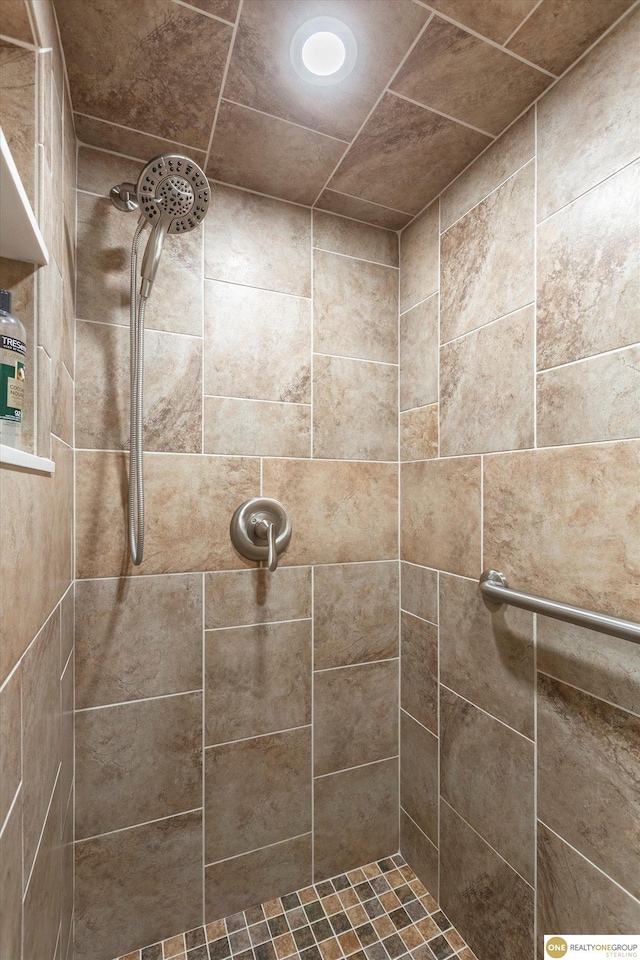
[0,127,49,265]
[0,444,55,473]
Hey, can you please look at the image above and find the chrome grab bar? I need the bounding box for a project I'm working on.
[479,570,640,645]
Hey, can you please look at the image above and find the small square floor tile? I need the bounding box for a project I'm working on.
[281,893,301,911]
[383,935,407,959]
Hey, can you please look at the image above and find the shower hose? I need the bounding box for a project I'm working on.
[128,219,148,565]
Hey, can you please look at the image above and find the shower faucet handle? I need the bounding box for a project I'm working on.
[230,498,292,572]
[253,517,278,571]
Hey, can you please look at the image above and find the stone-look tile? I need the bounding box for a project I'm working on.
[315,190,412,231]
[400,406,439,462]
[51,357,73,448]
[223,0,427,141]
[205,728,311,862]
[0,41,36,205]
[537,823,640,942]
[441,108,535,232]
[313,355,398,461]
[314,759,398,880]
[191,0,239,19]
[440,306,535,455]
[77,145,142,197]
[439,573,534,739]
[313,250,398,364]
[313,562,399,670]
[75,811,203,960]
[207,100,346,205]
[22,608,61,884]
[401,563,438,625]
[76,320,202,452]
[313,211,398,268]
[440,162,534,343]
[391,17,551,136]
[262,459,398,566]
[536,162,640,368]
[400,296,439,412]
[2,0,34,43]
[0,787,22,960]
[425,0,539,44]
[537,674,640,898]
[74,114,207,167]
[399,203,439,314]
[37,346,52,458]
[0,436,73,682]
[314,661,399,776]
[204,397,311,457]
[483,441,640,622]
[537,346,640,447]
[205,835,312,922]
[54,0,231,149]
[204,184,311,297]
[60,797,74,960]
[401,457,481,578]
[205,567,311,630]
[440,801,534,960]
[22,778,61,960]
[401,711,437,844]
[537,7,640,220]
[204,280,311,403]
[329,93,491,216]
[508,0,635,76]
[60,653,74,813]
[401,612,438,735]
[76,574,202,709]
[76,693,202,840]
[205,620,311,745]
[0,665,21,826]
[441,687,535,883]
[400,810,438,899]
[76,193,203,337]
[537,616,640,718]
[76,451,259,579]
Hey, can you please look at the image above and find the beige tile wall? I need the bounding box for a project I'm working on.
[73,150,400,960]
[0,3,76,960]
[398,8,640,959]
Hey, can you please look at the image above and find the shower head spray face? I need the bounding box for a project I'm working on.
[136,153,210,298]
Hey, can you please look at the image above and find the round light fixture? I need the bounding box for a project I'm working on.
[290,17,357,86]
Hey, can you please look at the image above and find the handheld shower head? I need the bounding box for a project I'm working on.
[135,153,210,298]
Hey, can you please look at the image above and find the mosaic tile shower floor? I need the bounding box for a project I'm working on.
[114,855,478,960]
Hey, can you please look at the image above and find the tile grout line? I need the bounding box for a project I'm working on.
[387,89,496,139]
[536,155,639,227]
[221,97,350,144]
[536,670,640,721]
[536,339,640,376]
[314,656,399,675]
[441,156,535,236]
[532,102,539,957]
[205,724,313,752]
[400,706,437,742]
[439,683,535,744]
[75,689,203,714]
[316,184,413,217]
[397,225,402,856]
[74,807,204,846]
[400,805,438,855]
[312,246,399,270]
[201,570,206,926]
[502,0,546,46]
[205,832,313,869]
[314,755,399,781]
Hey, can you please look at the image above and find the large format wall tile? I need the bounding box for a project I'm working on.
[439,574,534,739]
[399,203,439,313]
[0,665,21,826]
[401,457,481,577]
[76,451,259,579]
[314,661,399,776]
[74,114,207,167]
[23,777,61,960]
[401,563,438,626]
[400,810,438,900]
[75,811,203,960]
[205,620,311,745]
[313,211,398,268]
[0,41,36,205]
[205,567,311,630]
[440,306,534,455]
[205,835,312,922]
[401,612,438,735]
[204,184,311,297]
[400,711,437,844]
[537,6,640,220]
[440,687,535,883]
[205,728,311,862]
[314,759,398,880]
[75,693,202,839]
[204,280,311,402]
[440,801,534,960]
[316,188,412,232]
[262,459,398,566]
[75,574,203,708]
[440,162,534,343]
[204,397,311,458]
[536,163,640,368]
[313,250,398,363]
[313,354,397,461]
[400,406,438,462]
[313,562,398,670]
[400,295,438,411]
[483,441,640,621]
[537,674,640,898]
[76,320,202,452]
[0,788,22,960]
[537,823,640,941]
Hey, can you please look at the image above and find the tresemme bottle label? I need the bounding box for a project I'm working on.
[0,335,26,423]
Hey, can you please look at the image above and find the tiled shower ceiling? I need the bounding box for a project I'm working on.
[54,0,633,228]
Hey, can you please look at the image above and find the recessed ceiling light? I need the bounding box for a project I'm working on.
[290,17,357,86]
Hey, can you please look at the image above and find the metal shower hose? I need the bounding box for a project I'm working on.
[129,219,147,565]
